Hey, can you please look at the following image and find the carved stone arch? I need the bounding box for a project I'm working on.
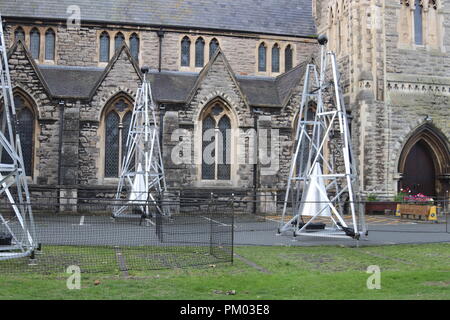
[97,87,136,121]
[98,91,134,181]
[195,91,240,127]
[397,123,450,197]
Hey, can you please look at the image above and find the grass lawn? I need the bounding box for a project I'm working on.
[0,243,449,300]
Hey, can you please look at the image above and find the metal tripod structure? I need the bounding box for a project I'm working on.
[279,36,365,240]
[0,14,37,260]
[112,67,168,218]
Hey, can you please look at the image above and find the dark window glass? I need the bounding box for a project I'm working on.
[121,111,134,171]
[45,29,55,60]
[115,32,125,51]
[272,44,280,73]
[100,32,110,62]
[30,28,40,59]
[217,115,231,180]
[415,2,423,45]
[202,116,215,180]
[195,37,205,67]
[258,43,266,72]
[105,112,120,177]
[130,33,140,61]
[18,108,34,176]
[1,95,34,176]
[15,28,25,42]
[181,36,191,67]
[209,38,219,59]
[285,45,293,71]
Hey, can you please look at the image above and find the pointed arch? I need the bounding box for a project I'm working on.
[99,31,110,62]
[195,37,205,67]
[100,92,134,179]
[14,27,25,43]
[30,28,40,60]
[0,88,38,177]
[398,123,450,197]
[209,38,219,59]
[45,28,56,61]
[114,32,125,51]
[181,36,191,67]
[272,43,280,73]
[197,97,237,182]
[258,42,267,72]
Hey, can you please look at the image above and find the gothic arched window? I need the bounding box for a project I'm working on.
[1,93,35,176]
[272,44,280,73]
[103,96,133,178]
[181,36,191,67]
[285,45,293,71]
[201,103,232,180]
[195,37,205,67]
[130,33,140,61]
[14,27,25,43]
[258,42,267,72]
[414,0,423,45]
[209,38,219,59]
[115,32,125,51]
[99,32,110,62]
[45,28,55,61]
[30,28,40,59]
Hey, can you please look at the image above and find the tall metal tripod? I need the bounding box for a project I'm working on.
[278,35,365,239]
[112,66,168,218]
[0,14,36,260]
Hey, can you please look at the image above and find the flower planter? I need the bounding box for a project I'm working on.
[365,202,398,215]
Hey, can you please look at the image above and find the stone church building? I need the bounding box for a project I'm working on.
[0,0,448,210]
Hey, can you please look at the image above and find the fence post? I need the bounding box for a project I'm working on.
[231,193,235,265]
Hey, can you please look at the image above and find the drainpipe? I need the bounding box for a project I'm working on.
[57,100,65,213]
[157,28,165,72]
[252,108,263,215]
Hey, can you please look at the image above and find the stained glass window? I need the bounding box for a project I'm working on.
[202,116,215,180]
[414,1,423,45]
[201,104,232,181]
[0,94,35,176]
[18,108,34,176]
[115,32,125,51]
[258,43,266,72]
[104,97,133,177]
[15,27,25,43]
[45,29,55,61]
[130,33,140,61]
[30,28,40,59]
[272,44,280,73]
[217,115,231,180]
[285,45,293,72]
[209,38,219,59]
[195,37,205,67]
[100,32,110,62]
[181,36,191,67]
[105,112,120,177]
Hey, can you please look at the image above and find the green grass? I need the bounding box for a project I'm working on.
[0,243,449,299]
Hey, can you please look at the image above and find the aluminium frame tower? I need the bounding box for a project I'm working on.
[112,66,168,219]
[278,35,366,240]
[0,14,37,260]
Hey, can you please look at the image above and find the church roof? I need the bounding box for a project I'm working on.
[37,65,306,108]
[0,0,316,37]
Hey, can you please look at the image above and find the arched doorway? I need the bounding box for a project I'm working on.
[398,124,450,198]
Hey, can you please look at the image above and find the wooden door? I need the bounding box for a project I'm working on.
[401,140,436,196]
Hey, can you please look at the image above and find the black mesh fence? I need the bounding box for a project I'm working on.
[0,196,234,274]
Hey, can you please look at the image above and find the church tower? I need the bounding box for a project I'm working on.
[313,0,449,200]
